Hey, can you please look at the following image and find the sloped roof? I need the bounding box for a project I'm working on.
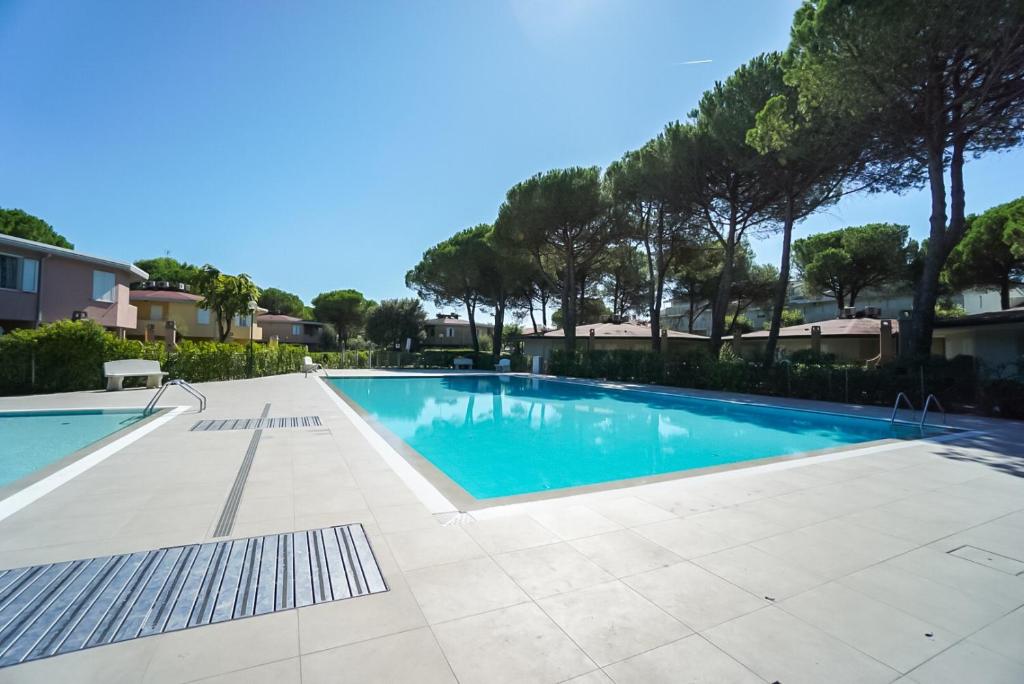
[733,317,899,339]
[425,317,494,328]
[258,314,322,325]
[525,322,707,340]
[934,306,1024,328]
[129,290,203,303]
[0,233,147,279]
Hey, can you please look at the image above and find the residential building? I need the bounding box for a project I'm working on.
[521,322,708,360]
[423,314,495,348]
[0,233,146,336]
[933,306,1024,370]
[257,314,325,349]
[727,315,902,363]
[128,282,264,343]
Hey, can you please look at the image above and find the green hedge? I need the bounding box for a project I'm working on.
[0,321,529,395]
[549,348,1019,418]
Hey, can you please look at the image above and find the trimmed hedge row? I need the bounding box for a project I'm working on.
[549,348,1023,419]
[0,321,528,396]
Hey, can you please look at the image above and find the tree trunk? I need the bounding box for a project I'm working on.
[529,303,538,334]
[709,220,738,353]
[1001,279,1011,310]
[562,248,577,354]
[492,298,505,363]
[764,196,794,366]
[834,291,846,313]
[466,298,479,352]
[687,287,697,334]
[540,287,548,327]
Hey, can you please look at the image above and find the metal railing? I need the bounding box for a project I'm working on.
[920,393,947,427]
[890,391,916,424]
[144,379,207,416]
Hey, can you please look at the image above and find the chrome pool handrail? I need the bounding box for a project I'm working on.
[890,391,916,424]
[144,379,207,416]
[920,393,947,428]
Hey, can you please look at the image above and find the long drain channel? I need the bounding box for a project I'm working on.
[0,524,386,668]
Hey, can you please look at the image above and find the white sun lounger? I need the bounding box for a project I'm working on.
[302,356,323,377]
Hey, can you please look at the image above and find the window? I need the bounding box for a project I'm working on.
[20,258,38,293]
[446,327,454,337]
[92,270,116,302]
[235,315,250,328]
[291,324,302,336]
[150,304,163,321]
[197,308,210,325]
[0,255,19,289]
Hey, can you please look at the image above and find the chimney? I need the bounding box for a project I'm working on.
[879,320,895,362]
[811,325,822,354]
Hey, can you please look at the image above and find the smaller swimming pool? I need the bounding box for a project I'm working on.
[0,409,146,488]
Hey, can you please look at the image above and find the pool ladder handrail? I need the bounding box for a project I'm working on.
[144,379,207,416]
[920,393,947,428]
[890,391,916,424]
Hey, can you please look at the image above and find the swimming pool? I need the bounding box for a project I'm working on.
[0,409,146,488]
[328,375,948,501]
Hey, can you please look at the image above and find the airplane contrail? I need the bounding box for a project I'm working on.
[675,59,713,65]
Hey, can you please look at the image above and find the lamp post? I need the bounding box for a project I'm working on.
[247,299,257,378]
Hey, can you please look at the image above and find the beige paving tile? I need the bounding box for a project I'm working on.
[297,580,426,654]
[751,518,915,579]
[432,603,596,684]
[967,607,1024,665]
[929,518,1024,561]
[905,641,1024,684]
[369,502,438,534]
[463,515,561,554]
[405,556,529,623]
[603,634,761,684]
[538,581,690,666]
[569,529,682,578]
[624,561,766,632]
[583,496,675,527]
[189,657,300,683]
[693,543,827,601]
[0,636,157,684]
[704,607,898,684]
[494,542,613,599]
[841,490,1003,544]
[384,525,485,571]
[563,670,614,683]
[632,517,744,559]
[142,611,299,683]
[530,506,622,540]
[883,546,1024,607]
[779,582,956,673]
[839,562,1013,637]
[301,627,456,683]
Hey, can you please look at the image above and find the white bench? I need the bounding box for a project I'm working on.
[494,358,511,372]
[103,359,168,391]
[302,355,323,377]
[453,356,473,370]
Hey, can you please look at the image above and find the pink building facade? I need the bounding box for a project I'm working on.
[0,233,146,335]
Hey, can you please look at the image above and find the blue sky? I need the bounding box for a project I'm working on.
[2,1,1021,320]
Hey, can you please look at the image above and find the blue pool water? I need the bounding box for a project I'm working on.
[329,376,946,499]
[0,410,146,488]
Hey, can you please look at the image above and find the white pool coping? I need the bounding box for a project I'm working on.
[0,405,188,523]
[317,372,984,516]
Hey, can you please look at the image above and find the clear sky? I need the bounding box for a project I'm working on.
[2,0,1022,320]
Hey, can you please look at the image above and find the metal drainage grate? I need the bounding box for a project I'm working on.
[0,524,386,668]
[191,416,322,431]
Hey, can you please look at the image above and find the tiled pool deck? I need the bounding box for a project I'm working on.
[0,371,1022,683]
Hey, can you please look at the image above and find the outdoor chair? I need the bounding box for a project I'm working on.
[302,356,323,377]
[494,358,512,372]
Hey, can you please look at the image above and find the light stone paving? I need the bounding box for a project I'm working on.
[0,372,1021,683]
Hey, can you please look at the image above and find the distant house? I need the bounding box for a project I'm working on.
[423,314,495,348]
[257,314,325,350]
[522,322,708,360]
[727,314,902,363]
[0,233,146,337]
[128,282,264,343]
[933,307,1024,369]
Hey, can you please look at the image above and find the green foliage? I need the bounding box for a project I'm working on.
[134,257,201,284]
[934,301,967,321]
[0,208,73,248]
[192,265,260,342]
[365,298,426,349]
[780,308,805,327]
[787,348,836,365]
[944,197,1024,309]
[0,320,160,394]
[311,289,373,341]
[494,167,610,351]
[258,287,307,317]
[552,298,610,327]
[793,224,913,308]
[727,315,754,335]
